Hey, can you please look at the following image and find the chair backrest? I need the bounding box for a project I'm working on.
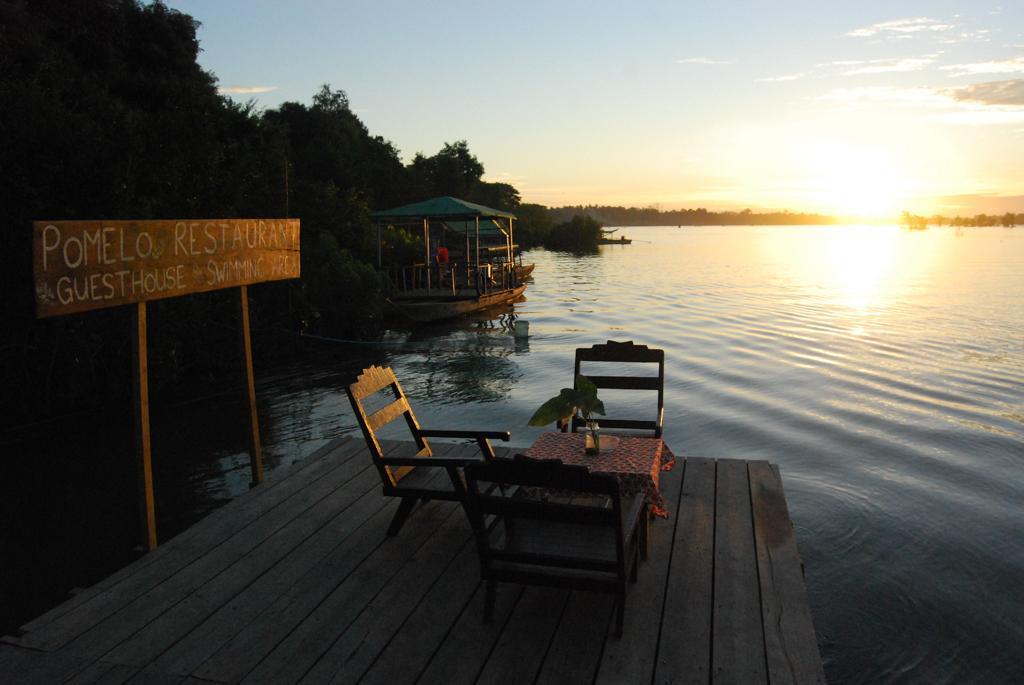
[464,455,626,576]
[345,365,429,487]
[571,340,665,437]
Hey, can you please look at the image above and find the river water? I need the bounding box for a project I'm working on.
[5,225,1023,682]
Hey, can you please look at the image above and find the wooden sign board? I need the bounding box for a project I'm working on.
[33,219,300,317]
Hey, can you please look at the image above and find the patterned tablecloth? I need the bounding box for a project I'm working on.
[524,431,677,518]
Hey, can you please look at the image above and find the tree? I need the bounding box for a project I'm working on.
[472,182,521,212]
[407,140,485,200]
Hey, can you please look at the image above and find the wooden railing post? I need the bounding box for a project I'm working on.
[132,302,157,550]
[239,285,264,486]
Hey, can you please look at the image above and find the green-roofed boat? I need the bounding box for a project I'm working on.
[370,197,531,322]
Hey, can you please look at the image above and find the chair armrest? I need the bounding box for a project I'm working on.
[419,429,509,461]
[380,454,483,467]
[419,429,511,441]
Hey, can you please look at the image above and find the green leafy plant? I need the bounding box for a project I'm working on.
[528,375,605,449]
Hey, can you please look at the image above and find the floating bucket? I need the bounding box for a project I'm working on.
[513,320,530,338]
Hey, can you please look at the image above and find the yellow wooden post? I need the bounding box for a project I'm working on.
[132,301,157,550]
[239,285,264,486]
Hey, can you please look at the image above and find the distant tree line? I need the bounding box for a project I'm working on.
[540,205,838,227]
[900,211,1021,230]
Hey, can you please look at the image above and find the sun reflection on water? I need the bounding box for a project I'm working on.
[822,226,902,311]
[756,225,950,315]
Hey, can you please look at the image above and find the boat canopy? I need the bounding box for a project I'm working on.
[370,196,516,222]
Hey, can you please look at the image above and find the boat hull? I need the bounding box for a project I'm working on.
[390,284,528,323]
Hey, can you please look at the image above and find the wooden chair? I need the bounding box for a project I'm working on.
[345,365,510,536]
[463,454,646,636]
[564,340,665,437]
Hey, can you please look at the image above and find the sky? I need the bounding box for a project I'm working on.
[166,1,1024,218]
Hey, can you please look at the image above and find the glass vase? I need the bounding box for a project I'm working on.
[585,420,600,455]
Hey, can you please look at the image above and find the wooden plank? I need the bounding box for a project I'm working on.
[749,461,826,685]
[475,586,571,685]
[534,591,615,685]
[355,543,486,685]
[44,440,373,658]
[0,643,91,685]
[296,513,474,684]
[104,465,383,667]
[348,365,397,401]
[655,457,716,685]
[586,375,662,390]
[18,436,359,636]
[413,582,524,684]
[712,460,767,684]
[149,479,388,676]
[33,219,300,317]
[576,341,663,363]
[366,396,411,432]
[132,301,157,551]
[192,463,457,684]
[238,285,264,485]
[594,456,684,685]
[122,664,188,684]
[237,495,463,683]
[63,660,140,685]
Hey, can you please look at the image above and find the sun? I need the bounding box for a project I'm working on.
[798,142,915,219]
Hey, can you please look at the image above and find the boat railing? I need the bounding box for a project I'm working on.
[387,262,517,296]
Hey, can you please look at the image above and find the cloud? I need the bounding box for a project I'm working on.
[218,85,279,95]
[847,17,953,38]
[818,79,1024,125]
[842,56,937,75]
[756,73,806,82]
[675,57,734,65]
[818,86,950,107]
[941,55,1024,76]
[946,78,1024,106]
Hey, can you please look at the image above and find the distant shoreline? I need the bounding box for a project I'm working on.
[539,205,1021,229]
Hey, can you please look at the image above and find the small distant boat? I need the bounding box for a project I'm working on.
[597,229,632,245]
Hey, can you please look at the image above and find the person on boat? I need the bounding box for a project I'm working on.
[434,242,449,284]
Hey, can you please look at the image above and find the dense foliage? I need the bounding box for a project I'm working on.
[0,0,519,422]
[541,214,604,252]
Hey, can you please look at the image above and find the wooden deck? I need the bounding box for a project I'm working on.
[1,436,825,684]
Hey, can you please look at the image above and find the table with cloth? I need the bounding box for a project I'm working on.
[523,431,676,518]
